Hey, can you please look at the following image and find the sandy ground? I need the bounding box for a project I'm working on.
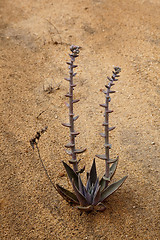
[0,0,160,239]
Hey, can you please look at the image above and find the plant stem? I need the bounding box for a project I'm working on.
[35,143,57,191]
[69,52,78,172]
[104,92,110,179]
[96,67,121,187]
[63,45,86,173]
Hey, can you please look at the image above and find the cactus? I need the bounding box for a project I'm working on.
[56,46,127,212]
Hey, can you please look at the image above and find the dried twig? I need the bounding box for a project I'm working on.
[46,19,62,44]
[36,109,48,119]
[30,126,48,149]
[30,126,57,190]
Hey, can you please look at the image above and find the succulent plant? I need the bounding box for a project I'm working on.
[56,45,127,212]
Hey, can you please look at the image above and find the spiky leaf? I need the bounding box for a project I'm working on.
[93,186,101,206]
[56,184,79,204]
[74,148,87,154]
[109,160,118,179]
[102,176,110,181]
[77,205,94,212]
[100,160,118,191]
[100,176,128,202]
[86,175,91,191]
[62,161,78,188]
[78,174,86,196]
[99,177,108,192]
[92,177,99,195]
[72,180,89,206]
[90,158,97,185]
[94,202,106,212]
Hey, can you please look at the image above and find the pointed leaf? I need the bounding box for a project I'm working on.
[78,174,86,196]
[93,186,101,206]
[107,156,118,164]
[62,122,71,128]
[70,131,80,136]
[71,84,77,87]
[107,76,112,81]
[106,110,113,113]
[72,64,78,68]
[65,149,72,155]
[86,172,89,180]
[102,122,109,126]
[74,148,87,154]
[64,77,70,81]
[100,176,128,202]
[93,177,99,195]
[105,85,110,89]
[86,175,91,191]
[109,126,116,131]
[85,191,92,205]
[65,143,75,148]
[96,154,107,160]
[78,176,92,204]
[94,202,106,212]
[62,161,78,188]
[69,159,77,164]
[72,99,80,104]
[112,78,118,81]
[72,179,89,206]
[65,93,72,97]
[89,158,97,185]
[99,160,118,191]
[109,90,116,94]
[99,176,110,192]
[100,104,107,108]
[109,160,119,179]
[99,177,106,191]
[102,90,108,94]
[100,133,106,138]
[104,143,112,148]
[77,205,93,212]
[66,61,72,65]
[73,115,79,121]
[65,102,69,108]
[56,184,79,204]
[102,176,110,181]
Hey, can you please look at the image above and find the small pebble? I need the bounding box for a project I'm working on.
[151,142,155,145]
[59,172,65,177]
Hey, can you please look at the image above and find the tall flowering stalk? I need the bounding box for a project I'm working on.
[96,67,121,188]
[62,45,86,172]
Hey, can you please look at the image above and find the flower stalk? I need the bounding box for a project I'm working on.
[62,45,86,173]
[96,67,121,188]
